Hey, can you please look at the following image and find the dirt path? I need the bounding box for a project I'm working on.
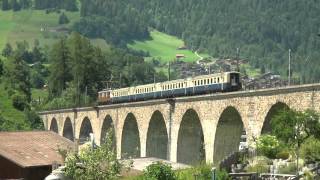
[195,50,204,64]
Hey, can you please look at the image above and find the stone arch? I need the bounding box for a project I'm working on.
[50,118,58,133]
[146,111,168,160]
[261,102,289,134]
[100,115,116,149]
[121,113,140,158]
[62,118,74,141]
[177,109,205,165]
[79,117,93,144]
[213,106,244,163]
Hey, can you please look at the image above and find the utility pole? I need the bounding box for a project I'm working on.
[288,49,291,86]
[77,78,80,107]
[84,86,87,105]
[236,48,240,72]
[168,61,171,81]
[119,73,122,88]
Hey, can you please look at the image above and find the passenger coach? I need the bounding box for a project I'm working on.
[98,71,241,104]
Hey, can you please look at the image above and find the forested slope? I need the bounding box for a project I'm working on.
[79,0,320,83]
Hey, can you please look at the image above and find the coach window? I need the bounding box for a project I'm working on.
[217,78,220,83]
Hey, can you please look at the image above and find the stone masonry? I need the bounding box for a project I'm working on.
[39,84,320,164]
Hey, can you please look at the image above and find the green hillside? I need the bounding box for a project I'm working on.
[128,30,209,62]
[0,84,29,130]
[0,9,109,50]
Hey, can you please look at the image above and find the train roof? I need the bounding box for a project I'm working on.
[99,71,239,92]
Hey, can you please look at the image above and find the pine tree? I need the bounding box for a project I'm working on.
[1,0,11,10]
[11,0,21,11]
[5,54,31,102]
[2,43,13,57]
[31,40,44,63]
[64,0,78,11]
[48,38,72,98]
[59,12,70,24]
[19,0,31,9]
[0,58,3,77]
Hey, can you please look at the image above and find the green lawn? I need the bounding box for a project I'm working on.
[0,11,15,50]
[128,30,209,62]
[0,9,109,50]
[31,88,48,100]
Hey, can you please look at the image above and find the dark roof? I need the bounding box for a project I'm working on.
[0,131,74,168]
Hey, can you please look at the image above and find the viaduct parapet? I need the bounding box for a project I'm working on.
[39,84,320,165]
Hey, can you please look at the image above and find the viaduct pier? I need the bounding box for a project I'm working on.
[39,84,320,165]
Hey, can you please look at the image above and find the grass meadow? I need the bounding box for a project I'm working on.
[128,30,209,63]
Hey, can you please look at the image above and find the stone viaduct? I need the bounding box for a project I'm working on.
[39,84,320,165]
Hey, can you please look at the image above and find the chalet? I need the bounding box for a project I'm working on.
[0,131,74,180]
[176,54,185,59]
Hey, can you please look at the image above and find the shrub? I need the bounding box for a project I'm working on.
[256,135,280,159]
[143,161,176,180]
[64,131,122,179]
[278,163,296,174]
[276,150,290,160]
[175,164,230,180]
[12,93,29,111]
[245,163,269,173]
[216,169,230,180]
[301,137,320,163]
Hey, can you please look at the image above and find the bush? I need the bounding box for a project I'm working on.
[175,164,230,180]
[12,93,29,111]
[31,71,45,89]
[276,150,290,160]
[65,131,122,179]
[24,110,44,130]
[301,137,320,163]
[143,161,176,180]
[278,163,296,174]
[256,135,280,159]
[245,158,270,174]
